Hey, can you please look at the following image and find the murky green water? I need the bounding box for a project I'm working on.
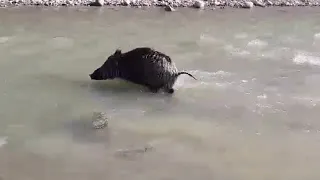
[1,6,320,180]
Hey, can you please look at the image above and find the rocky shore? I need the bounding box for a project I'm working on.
[0,0,319,9]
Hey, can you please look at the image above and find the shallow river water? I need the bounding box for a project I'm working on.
[1,6,320,180]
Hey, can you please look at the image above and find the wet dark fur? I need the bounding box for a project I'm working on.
[89,47,197,94]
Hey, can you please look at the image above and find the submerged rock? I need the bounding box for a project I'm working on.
[92,111,108,129]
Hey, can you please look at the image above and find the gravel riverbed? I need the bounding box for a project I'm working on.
[0,0,319,8]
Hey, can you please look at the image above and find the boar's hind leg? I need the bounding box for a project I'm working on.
[164,88,174,94]
[147,85,163,93]
[163,84,175,94]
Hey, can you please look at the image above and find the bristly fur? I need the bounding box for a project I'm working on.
[89,47,197,94]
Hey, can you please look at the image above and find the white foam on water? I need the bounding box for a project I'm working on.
[293,52,320,66]
[247,39,268,48]
[0,136,8,147]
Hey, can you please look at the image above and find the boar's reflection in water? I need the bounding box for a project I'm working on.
[89,47,197,94]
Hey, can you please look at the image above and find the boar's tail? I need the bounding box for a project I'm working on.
[176,71,197,80]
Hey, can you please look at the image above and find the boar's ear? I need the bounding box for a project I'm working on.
[114,49,122,56]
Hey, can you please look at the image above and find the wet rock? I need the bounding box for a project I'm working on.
[211,0,221,5]
[30,0,41,5]
[89,0,104,6]
[251,0,265,6]
[66,0,74,5]
[229,1,238,7]
[91,112,108,129]
[122,0,130,5]
[164,4,175,11]
[142,1,151,5]
[243,1,253,7]
[0,0,319,8]
[285,1,293,5]
[264,0,273,5]
[193,0,205,8]
[173,0,181,6]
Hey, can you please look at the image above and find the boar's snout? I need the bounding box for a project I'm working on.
[89,68,103,80]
